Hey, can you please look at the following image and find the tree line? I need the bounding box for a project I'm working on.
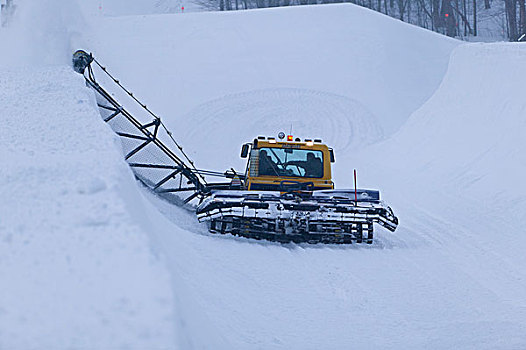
[193,0,525,40]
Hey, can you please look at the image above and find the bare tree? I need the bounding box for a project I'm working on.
[519,0,526,35]
[505,0,518,40]
[473,0,477,35]
[397,0,408,20]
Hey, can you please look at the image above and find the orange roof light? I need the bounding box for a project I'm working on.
[287,135,293,141]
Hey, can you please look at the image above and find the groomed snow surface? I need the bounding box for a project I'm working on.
[1,1,526,349]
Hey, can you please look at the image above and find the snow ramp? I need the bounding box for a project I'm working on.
[0,66,229,349]
[356,42,526,347]
[87,3,459,174]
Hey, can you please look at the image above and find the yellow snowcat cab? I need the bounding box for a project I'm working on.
[240,136,335,193]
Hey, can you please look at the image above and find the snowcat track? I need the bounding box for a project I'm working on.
[196,190,398,244]
[208,217,374,244]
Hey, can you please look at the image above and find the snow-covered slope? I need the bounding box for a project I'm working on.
[85,4,525,349]
[138,41,526,347]
[368,43,526,206]
[85,4,459,174]
[2,1,526,349]
[0,65,230,350]
[0,66,177,348]
[358,42,526,310]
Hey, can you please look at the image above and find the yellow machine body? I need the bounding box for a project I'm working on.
[243,138,335,192]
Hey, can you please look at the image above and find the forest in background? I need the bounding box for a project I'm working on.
[183,0,522,41]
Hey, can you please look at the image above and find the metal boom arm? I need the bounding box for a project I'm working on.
[73,50,214,203]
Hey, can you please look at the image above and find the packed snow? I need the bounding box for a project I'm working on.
[0,66,179,348]
[1,0,526,349]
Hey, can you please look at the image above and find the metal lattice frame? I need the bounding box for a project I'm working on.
[74,50,213,203]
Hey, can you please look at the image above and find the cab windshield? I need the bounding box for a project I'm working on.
[258,147,323,178]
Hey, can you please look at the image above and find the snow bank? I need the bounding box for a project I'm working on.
[0,1,188,347]
[0,66,179,348]
[358,42,526,307]
[0,1,230,348]
[361,43,526,230]
[378,43,526,203]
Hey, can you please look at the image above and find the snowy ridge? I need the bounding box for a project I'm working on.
[0,66,176,348]
[363,42,526,228]
[359,42,526,310]
[391,43,526,201]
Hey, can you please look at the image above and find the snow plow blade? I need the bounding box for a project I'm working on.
[197,189,398,244]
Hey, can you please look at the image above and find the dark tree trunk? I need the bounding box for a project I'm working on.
[505,0,518,40]
[463,0,467,35]
[519,0,526,36]
[473,0,477,36]
[398,0,406,20]
[432,0,441,31]
[441,0,457,36]
[450,0,473,34]
[418,0,434,29]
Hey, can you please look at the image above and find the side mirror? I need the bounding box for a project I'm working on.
[241,144,250,158]
[329,149,335,163]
